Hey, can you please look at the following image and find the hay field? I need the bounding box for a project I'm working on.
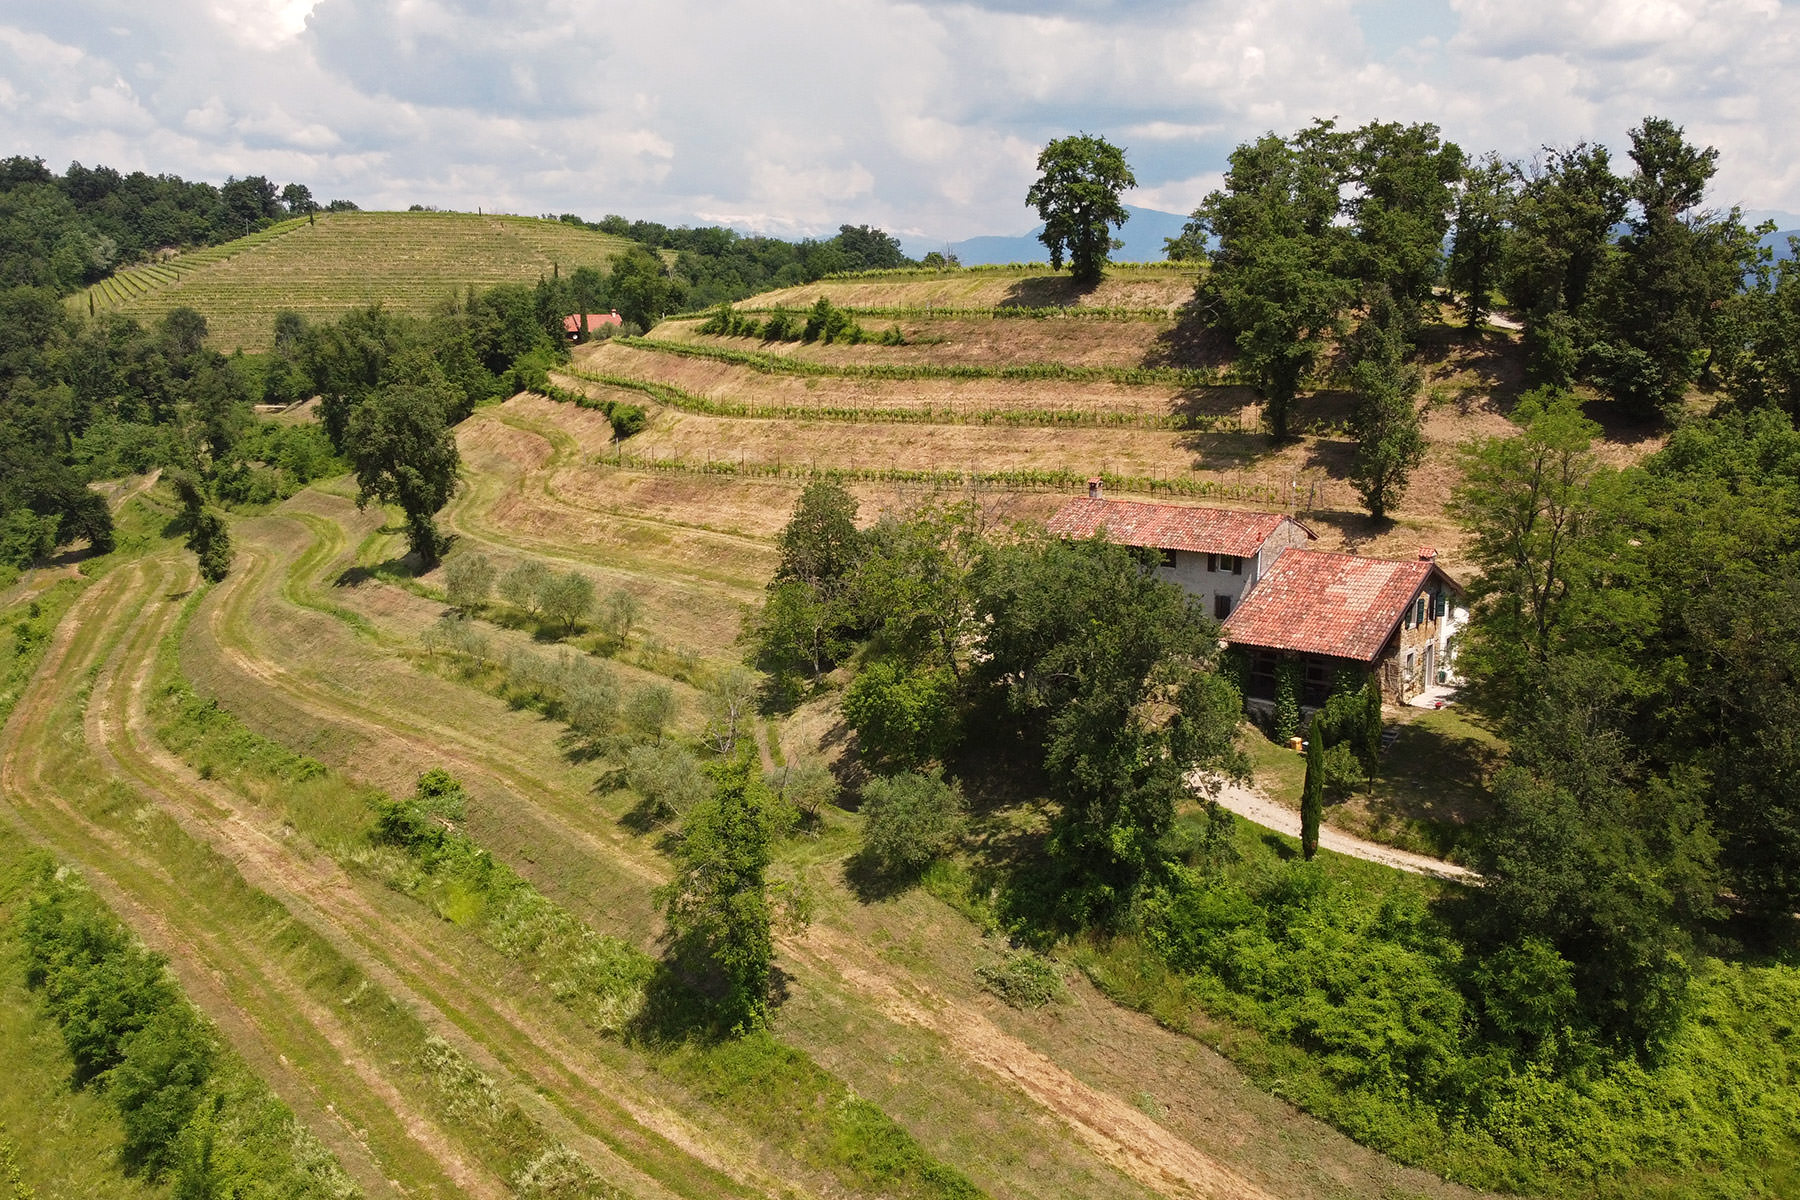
[73,211,633,352]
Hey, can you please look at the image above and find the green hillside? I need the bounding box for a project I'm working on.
[71,210,635,351]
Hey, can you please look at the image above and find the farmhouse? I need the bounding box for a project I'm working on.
[1044,488,1463,706]
[1221,547,1462,706]
[1044,482,1315,620]
[563,311,623,339]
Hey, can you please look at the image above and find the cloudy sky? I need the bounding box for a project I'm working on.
[3,0,1798,241]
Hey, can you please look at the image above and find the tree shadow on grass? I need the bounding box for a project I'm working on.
[335,552,418,589]
[1412,321,1527,415]
[842,849,920,904]
[1261,831,1298,861]
[1173,427,1277,474]
[629,945,794,1047]
[1142,301,1233,370]
[996,273,1097,309]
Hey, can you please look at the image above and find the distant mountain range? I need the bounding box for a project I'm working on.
[904,211,1800,269]
[1761,227,1799,261]
[901,205,1194,266]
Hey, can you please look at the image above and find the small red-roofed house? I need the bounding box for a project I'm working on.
[563,311,623,340]
[1222,548,1463,705]
[1043,489,1315,621]
[1044,489,1464,707]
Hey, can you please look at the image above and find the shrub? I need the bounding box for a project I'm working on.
[841,661,960,769]
[443,551,495,611]
[860,769,965,877]
[1273,660,1302,743]
[760,307,796,342]
[608,404,648,440]
[112,1007,215,1176]
[624,742,709,819]
[499,559,551,616]
[976,951,1064,1009]
[536,570,595,634]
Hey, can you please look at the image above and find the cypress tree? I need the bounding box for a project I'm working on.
[1361,679,1384,772]
[1301,727,1324,861]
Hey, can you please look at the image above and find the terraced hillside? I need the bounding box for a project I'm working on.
[17,262,1740,1197]
[71,211,634,352]
[553,270,1579,574]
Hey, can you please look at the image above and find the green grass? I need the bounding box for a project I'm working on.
[73,211,634,352]
[554,372,1249,432]
[1239,708,1501,862]
[1067,817,1800,1199]
[0,844,164,1200]
[153,592,987,1200]
[580,443,1287,506]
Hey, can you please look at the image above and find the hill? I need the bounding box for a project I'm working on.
[904,205,1194,266]
[71,210,635,352]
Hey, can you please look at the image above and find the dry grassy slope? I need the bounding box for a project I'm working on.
[746,264,1195,311]
[78,211,633,353]
[569,277,1633,576]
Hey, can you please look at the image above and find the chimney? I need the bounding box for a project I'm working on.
[1087,477,1103,501]
[1418,546,1437,562]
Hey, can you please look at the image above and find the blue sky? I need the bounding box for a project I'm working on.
[2,0,1797,241]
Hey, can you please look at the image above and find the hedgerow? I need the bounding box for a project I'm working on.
[590,449,1285,505]
[10,861,358,1196]
[611,335,1241,387]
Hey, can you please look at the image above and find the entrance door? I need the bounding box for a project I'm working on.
[1423,642,1435,688]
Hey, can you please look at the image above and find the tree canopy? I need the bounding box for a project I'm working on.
[1025,134,1137,286]
[345,379,461,566]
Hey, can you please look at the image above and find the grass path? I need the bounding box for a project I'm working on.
[1,554,791,1200]
[0,560,473,1198]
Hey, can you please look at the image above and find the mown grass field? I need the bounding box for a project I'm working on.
[71,211,634,352]
[7,263,1730,1199]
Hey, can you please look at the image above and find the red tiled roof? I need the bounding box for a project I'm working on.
[1222,550,1456,662]
[563,312,623,332]
[1044,497,1308,558]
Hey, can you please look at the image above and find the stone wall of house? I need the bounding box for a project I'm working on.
[1378,582,1452,702]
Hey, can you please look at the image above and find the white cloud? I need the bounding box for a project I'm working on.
[1,0,1798,239]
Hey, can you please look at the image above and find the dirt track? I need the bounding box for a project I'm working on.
[1203,775,1479,882]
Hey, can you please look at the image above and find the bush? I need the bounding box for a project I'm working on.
[112,1007,215,1176]
[443,551,495,611]
[624,742,710,819]
[374,768,468,853]
[976,951,1064,1009]
[499,559,551,616]
[860,769,965,877]
[842,661,960,769]
[608,404,647,440]
[1273,660,1302,743]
